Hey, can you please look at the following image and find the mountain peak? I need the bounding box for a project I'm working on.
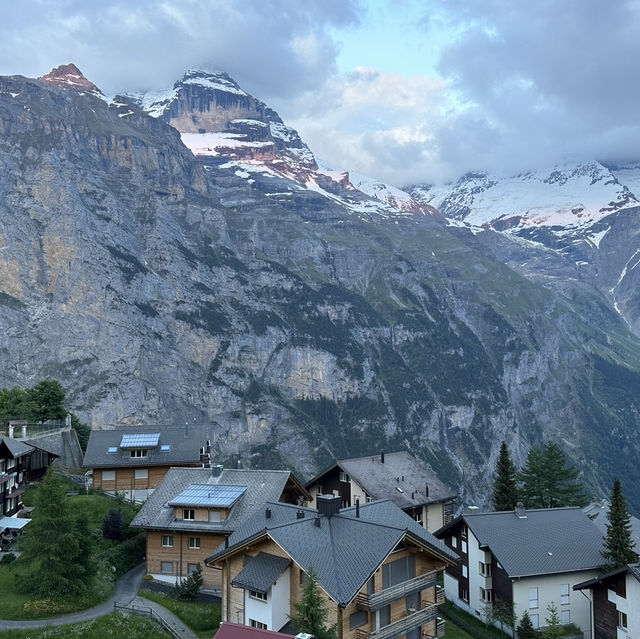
[38,63,102,94]
[175,68,247,96]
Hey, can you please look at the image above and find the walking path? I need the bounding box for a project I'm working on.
[129,595,197,639]
[0,562,145,629]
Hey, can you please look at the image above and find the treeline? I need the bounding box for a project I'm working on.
[492,440,588,511]
[0,379,90,451]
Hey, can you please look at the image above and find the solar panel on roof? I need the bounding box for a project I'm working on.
[120,433,160,448]
[168,484,247,507]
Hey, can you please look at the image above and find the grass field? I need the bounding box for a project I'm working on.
[139,588,221,638]
[0,612,171,638]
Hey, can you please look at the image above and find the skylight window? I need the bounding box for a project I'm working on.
[161,444,171,451]
[107,446,117,453]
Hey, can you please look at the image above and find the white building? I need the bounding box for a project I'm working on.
[435,505,604,638]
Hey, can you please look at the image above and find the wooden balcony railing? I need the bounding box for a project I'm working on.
[359,600,438,639]
[355,570,439,611]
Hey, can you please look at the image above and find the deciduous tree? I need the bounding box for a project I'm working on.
[492,441,518,511]
[602,478,637,570]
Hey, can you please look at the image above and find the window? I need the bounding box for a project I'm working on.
[134,468,148,479]
[618,611,628,630]
[187,563,199,575]
[561,610,570,625]
[530,614,539,628]
[161,561,173,574]
[461,526,467,539]
[339,471,349,482]
[188,537,200,549]
[529,587,538,609]
[161,535,173,547]
[479,562,491,577]
[209,510,221,522]
[350,610,368,630]
[317,485,323,495]
[461,588,469,603]
[462,565,468,578]
[183,509,195,520]
[249,620,267,629]
[560,583,570,605]
[249,590,267,601]
[461,539,468,554]
[130,449,147,458]
[102,470,115,481]
[379,605,391,628]
[480,587,492,603]
[107,446,117,453]
[451,535,457,548]
[300,570,308,586]
[367,577,375,595]
[382,556,414,588]
[161,444,171,451]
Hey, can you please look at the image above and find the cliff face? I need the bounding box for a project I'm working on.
[2,67,640,509]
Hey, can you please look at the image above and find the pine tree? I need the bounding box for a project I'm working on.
[517,611,538,639]
[492,441,518,511]
[14,468,86,596]
[518,441,587,508]
[173,564,203,600]
[543,603,563,639]
[602,478,637,570]
[288,567,337,639]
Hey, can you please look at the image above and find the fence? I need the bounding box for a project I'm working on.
[114,601,182,638]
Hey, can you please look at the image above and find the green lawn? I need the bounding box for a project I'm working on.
[444,618,474,639]
[0,477,144,620]
[139,588,221,638]
[0,612,171,638]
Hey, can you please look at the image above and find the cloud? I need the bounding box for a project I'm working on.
[0,0,359,98]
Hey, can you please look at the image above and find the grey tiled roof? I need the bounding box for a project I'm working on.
[83,424,207,468]
[440,507,604,577]
[130,467,304,534]
[232,552,291,593]
[207,498,459,606]
[583,499,640,548]
[309,452,456,509]
[0,435,34,458]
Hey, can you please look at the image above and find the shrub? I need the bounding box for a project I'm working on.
[0,553,16,565]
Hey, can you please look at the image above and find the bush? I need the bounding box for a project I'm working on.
[172,564,203,600]
[0,553,16,565]
[99,532,145,577]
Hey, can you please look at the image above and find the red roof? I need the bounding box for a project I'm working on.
[214,622,297,639]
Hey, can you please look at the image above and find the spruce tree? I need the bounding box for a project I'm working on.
[492,441,518,511]
[543,603,563,639]
[517,611,538,639]
[288,567,337,639]
[14,468,86,596]
[518,441,587,508]
[602,478,637,570]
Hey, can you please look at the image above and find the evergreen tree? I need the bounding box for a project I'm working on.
[14,468,87,596]
[543,603,563,639]
[29,379,66,422]
[102,508,124,541]
[173,564,203,600]
[518,441,587,508]
[288,567,337,639]
[517,611,538,639]
[602,478,637,570]
[74,512,96,585]
[492,441,518,511]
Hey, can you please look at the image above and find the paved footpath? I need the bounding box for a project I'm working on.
[0,562,194,637]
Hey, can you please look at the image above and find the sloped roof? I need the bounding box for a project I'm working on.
[0,435,34,459]
[308,451,456,509]
[437,507,604,577]
[130,467,307,534]
[232,552,291,593]
[584,499,640,549]
[83,424,207,468]
[216,622,296,639]
[207,498,459,606]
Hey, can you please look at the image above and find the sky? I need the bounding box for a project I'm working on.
[2,0,640,187]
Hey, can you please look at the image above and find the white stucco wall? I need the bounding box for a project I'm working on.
[425,503,445,532]
[512,571,599,639]
[243,566,290,631]
[613,573,640,639]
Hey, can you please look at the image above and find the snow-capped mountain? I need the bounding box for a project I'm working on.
[129,70,437,221]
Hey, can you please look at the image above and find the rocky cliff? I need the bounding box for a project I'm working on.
[2,66,640,510]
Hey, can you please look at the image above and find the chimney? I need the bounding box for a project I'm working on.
[237,460,243,469]
[355,498,360,518]
[381,450,385,463]
[316,494,341,518]
[265,507,271,519]
[425,483,429,497]
[212,464,223,478]
[296,509,305,519]
[515,502,527,519]
[224,537,229,548]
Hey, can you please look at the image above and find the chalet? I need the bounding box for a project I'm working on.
[305,451,456,532]
[574,563,640,639]
[435,505,604,638]
[130,465,310,590]
[83,424,209,502]
[205,494,459,639]
[0,435,33,518]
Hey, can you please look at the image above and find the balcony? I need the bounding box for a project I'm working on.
[6,484,25,499]
[356,571,439,611]
[356,600,438,639]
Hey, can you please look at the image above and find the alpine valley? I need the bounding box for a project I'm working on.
[2,64,640,510]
